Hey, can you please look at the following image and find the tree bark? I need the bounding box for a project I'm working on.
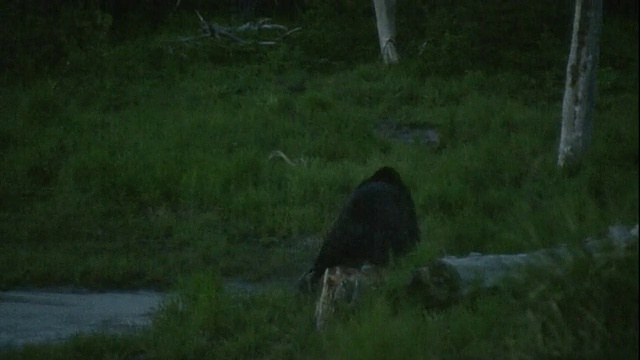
[372,0,399,64]
[557,0,603,168]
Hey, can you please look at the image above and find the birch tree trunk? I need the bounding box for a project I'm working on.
[557,0,603,168]
[372,0,399,64]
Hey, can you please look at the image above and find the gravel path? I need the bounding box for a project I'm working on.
[0,278,296,349]
[0,289,164,348]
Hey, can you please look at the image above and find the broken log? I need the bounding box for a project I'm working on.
[314,265,384,330]
[312,224,638,329]
[409,224,638,307]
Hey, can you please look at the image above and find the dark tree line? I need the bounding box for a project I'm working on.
[2,0,635,45]
[1,0,635,83]
[3,0,636,29]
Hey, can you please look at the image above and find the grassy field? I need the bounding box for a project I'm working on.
[1,1,638,358]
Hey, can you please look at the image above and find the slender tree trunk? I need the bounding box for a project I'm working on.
[372,0,399,64]
[557,0,603,168]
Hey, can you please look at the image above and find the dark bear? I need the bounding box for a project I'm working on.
[299,166,420,291]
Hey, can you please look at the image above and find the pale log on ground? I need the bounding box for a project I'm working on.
[313,224,638,328]
[409,224,637,307]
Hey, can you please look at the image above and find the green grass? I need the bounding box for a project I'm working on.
[4,250,637,359]
[1,2,638,358]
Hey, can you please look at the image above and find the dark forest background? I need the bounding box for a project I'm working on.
[2,0,637,84]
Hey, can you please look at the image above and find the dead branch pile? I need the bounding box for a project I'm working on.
[178,11,301,46]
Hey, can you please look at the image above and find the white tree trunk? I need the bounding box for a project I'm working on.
[372,0,399,64]
[557,0,603,168]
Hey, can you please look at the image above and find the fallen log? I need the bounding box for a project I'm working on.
[409,224,638,307]
[312,224,638,329]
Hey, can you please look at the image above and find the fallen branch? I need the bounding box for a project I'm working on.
[268,150,307,167]
[181,11,301,46]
